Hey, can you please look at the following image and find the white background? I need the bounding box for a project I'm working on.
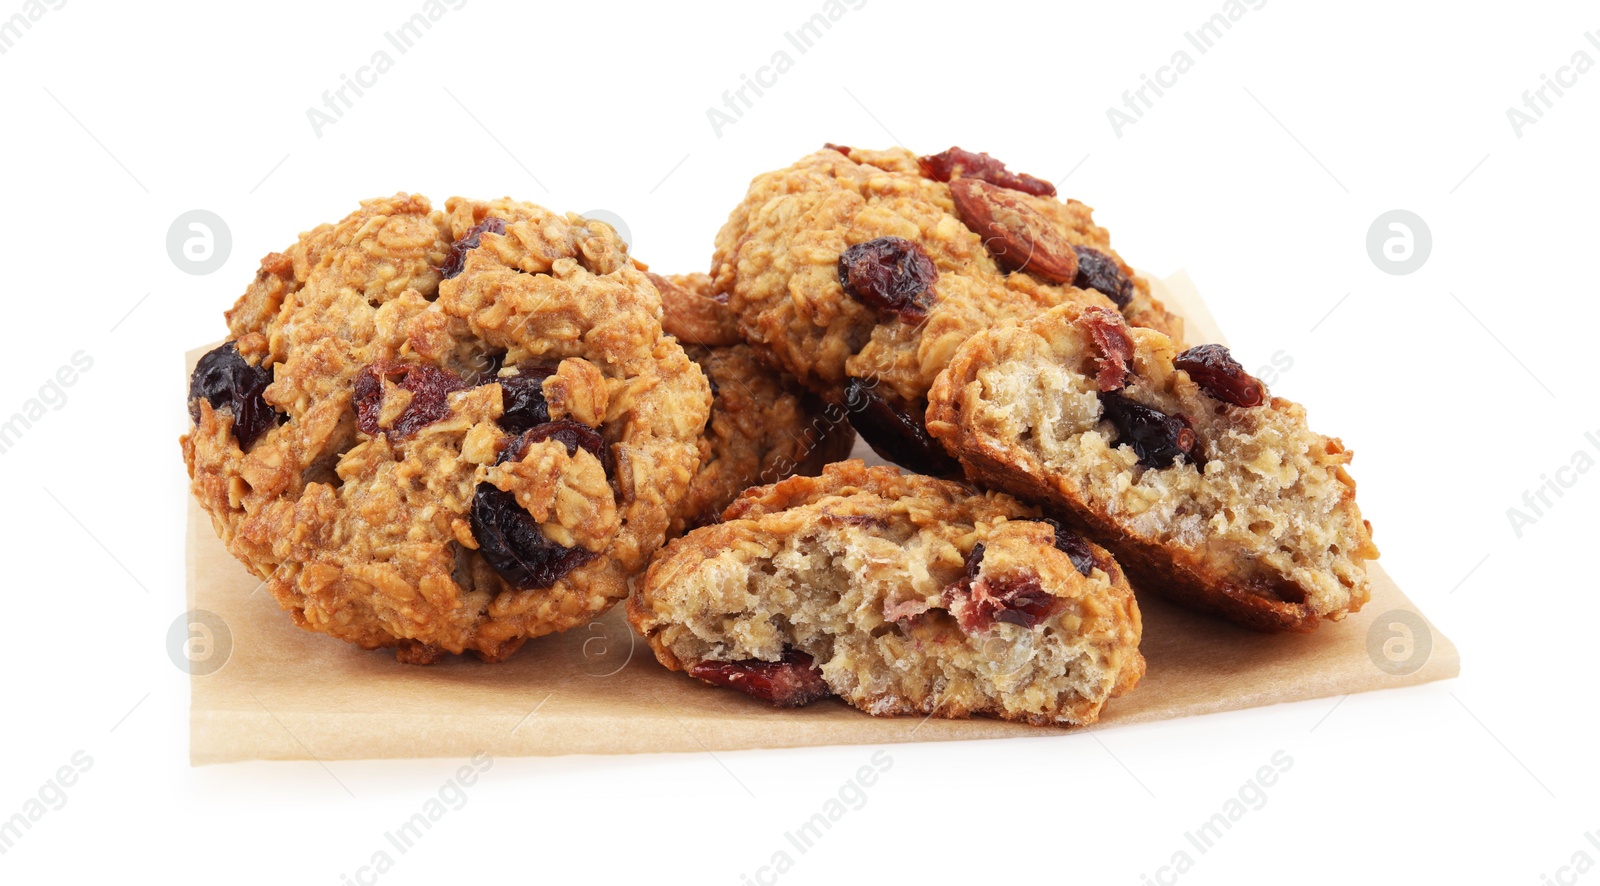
[1,0,1594,883]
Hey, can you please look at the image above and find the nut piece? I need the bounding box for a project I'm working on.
[948,178,1079,284]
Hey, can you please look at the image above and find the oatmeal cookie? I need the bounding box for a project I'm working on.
[710,144,1182,474]
[654,272,855,535]
[181,194,710,663]
[628,461,1144,726]
[926,303,1378,632]
[650,270,742,348]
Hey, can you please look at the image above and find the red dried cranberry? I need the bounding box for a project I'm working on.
[495,367,555,434]
[1040,518,1097,577]
[843,378,960,476]
[498,420,608,471]
[919,147,1056,197]
[188,342,284,448]
[688,650,831,707]
[1174,344,1265,408]
[1081,307,1134,392]
[1072,247,1133,308]
[944,544,1060,631]
[1098,391,1201,469]
[823,143,852,155]
[353,361,466,440]
[838,237,938,321]
[440,217,506,279]
[469,483,597,590]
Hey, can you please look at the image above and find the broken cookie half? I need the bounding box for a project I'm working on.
[626,461,1144,727]
[926,303,1379,632]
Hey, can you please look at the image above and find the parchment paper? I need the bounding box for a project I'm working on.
[185,272,1458,765]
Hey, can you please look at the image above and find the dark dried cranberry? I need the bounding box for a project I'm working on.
[843,378,960,476]
[499,420,608,470]
[1072,247,1133,308]
[823,142,852,155]
[984,577,1059,628]
[919,147,1056,197]
[1040,518,1097,577]
[963,542,987,580]
[469,483,597,590]
[1174,344,1265,408]
[496,367,555,434]
[1098,391,1201,469]
[1080,306,1134,392]
[688,649,831,707]
[838,237,938,321]
[439,216,506,279]
[353,361,466,440]
[188,342,284,448]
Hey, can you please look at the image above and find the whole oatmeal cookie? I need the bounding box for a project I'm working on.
[710,144,1182,474]
[181,194,710,663]
[654,271,855,535]
[926,303,1378,632]
[628,461,1145,726]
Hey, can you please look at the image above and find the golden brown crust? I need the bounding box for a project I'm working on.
[669,342,855,537]
[927,303,1377,633]
[629,461,1145,727]
[650,271,743,347]
[182,194,710,661]
[710,146,1182,405]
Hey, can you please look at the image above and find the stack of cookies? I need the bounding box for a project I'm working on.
[182,145,1377,727]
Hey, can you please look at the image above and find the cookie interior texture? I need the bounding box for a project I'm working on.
[628,461,1145,726]
[927,303,1378,632]
[182,194,710,663]
[710,145,1183,406]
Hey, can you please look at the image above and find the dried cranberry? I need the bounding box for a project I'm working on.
[1040,518,1097,577]
[838,237,938,321]
[962,542,987,581]
[495,367,555,434]
[843,378,960,476]
[823,142,852,155]
[187,342,284,448]
[499,420,608,470]
[919,147,1056,197]
[353,361,466,440]
[1081,307,1134,392]
[984,577,1059,628]
[1098,391,1201,469]
[944,545,1060,631]
[469,483,597,590]
[688,649,832,707]
[1174,344,1265,408]
[440,216,506,279]
[1072,247,1133,308]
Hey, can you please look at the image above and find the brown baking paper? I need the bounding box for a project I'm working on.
[186,273,1458,765]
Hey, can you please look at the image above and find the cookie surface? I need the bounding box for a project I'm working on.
[927,303,1378,632]
[628,461,1145,726]
[182,194,710,662]
[710,145,1182,472]
[656,272,855,536]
